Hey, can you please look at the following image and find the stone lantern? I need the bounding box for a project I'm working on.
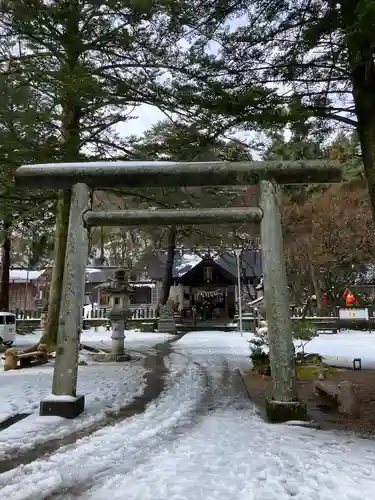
[104,268,134,361]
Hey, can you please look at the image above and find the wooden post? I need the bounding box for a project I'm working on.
[259,179,307,422]
[40,183,90,419]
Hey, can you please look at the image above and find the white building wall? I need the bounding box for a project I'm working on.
[151,282,181,306]
[151,283,186,309]
[151,282,161,305]
[168,285,180,303]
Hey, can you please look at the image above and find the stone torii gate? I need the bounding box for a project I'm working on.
[15,160,341,421]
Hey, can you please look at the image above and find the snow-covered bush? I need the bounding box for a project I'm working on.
[249,321,270,374]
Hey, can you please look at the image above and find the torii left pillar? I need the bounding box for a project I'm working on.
[40,183,90,418]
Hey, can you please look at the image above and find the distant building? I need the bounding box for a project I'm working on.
[6,269,49,311]
[4,249,262,319]
[145,249,262,320]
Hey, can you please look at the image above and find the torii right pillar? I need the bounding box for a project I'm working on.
[259,179,307,422]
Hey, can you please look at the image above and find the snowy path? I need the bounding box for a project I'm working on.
[0,330,173,461]
[2,331,375,500]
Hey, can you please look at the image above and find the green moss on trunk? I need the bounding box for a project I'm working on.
[40,190,71,347]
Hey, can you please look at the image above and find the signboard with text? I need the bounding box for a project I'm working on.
[338,308,369,321]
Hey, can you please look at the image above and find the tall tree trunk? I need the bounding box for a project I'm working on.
[39,0,82,348]
[309,260,321,314]
[340,0,375,222]
[159,225,177,307]
[354,110,375,223]
[0,219,12,311]
[40,191,71,346]
[100,227,105,264]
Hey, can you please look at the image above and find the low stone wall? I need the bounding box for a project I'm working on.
[82,318,157,330]
[16,319,41,334]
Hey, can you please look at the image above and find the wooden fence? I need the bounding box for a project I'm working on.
[11,308,373,333]
[12,305,158,321]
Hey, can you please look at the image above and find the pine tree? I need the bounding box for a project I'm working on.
[172,1,375,222]
[0,0,193,344]
[0,43,57,310]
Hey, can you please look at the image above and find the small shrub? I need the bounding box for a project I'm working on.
[293,320,318,360]
[249,324,270,374]
[303,353,323,365]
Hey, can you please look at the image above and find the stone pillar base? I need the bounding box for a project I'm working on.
[40,394,85,419]
[140,322,155,332]
[105,353,131,362]
[157,318,177,334]
[265,398,308,423]
[111,344,126,357]
[242,314,255,331]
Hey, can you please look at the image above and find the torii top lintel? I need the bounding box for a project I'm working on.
[14,160,342,189]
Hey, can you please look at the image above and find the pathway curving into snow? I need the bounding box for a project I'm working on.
[1,330,375,500]
[0,330,173,459]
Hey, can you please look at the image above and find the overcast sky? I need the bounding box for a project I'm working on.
[115,104,166,138]
[114,102,266,160]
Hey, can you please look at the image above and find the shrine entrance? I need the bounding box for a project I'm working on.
[176,256,238,321]
[192,288,230,321]
[15,159,341,422]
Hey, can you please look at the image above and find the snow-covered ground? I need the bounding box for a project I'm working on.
[173,329,254,377]
[81,327,174,350]
[2,329,375,499]
[303,329,375,369]
[174,329,253,358]
[0,361,146,460]
[0,330,173,460]
[14,327,174,351]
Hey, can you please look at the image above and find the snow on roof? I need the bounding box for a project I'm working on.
[9,269,46,282]
[95,280,155,289]
[26,161,182,169]
[173,253,203,277]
